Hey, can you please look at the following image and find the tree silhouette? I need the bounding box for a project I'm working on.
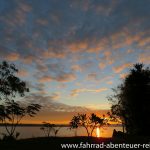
[107,111,125,133]
[70,115,80,136]
[108,63,150,136]
[40,122,61,137]
[0,100,41,138]
[74,114,91,136]
[53,126,61,137]
[0,61,29,101]
[0,61,41,139]
[70,113,108,137]
[40,122,55,137]
[90,113,108,136]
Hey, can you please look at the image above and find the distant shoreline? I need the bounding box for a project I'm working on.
[0,123,122,127]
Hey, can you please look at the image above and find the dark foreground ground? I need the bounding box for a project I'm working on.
[0,136,150,150]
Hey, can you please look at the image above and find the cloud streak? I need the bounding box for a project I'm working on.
[71,88,107,97]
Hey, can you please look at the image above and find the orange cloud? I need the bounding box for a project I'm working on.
[6,52,20,61]
[39,73,76,83]
[39,75,52,83]
[138,37,150,46]
[22,55,34,64]
[71,65,82,72]
[42,50,66,59]
[120,73,128,79]
[49,92,61,101]
[17,69,29,77]
[71,88,107,97]
[124,34,141,46]
[110,31,144,50]
[138,51,150,64]
[85,103,111,110]
[113,63,132,73]
[127,49,133,54]
[55,73,76,82]
[107,81,113,85]
[99,62,107,69]
[68,41,88,52]
[87,38,108,53]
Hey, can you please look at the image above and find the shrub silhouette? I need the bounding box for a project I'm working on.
[0,100,41,138]
[70,113,108,137]
[40,122,61,137]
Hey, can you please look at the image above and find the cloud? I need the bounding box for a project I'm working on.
[138,36,150,47]
[0,0,149,123]
[71,88,107,97]
[39,75,52,83]
[21,55,35,64]
[49,92,61,101]
[138,51,150,64]
[87,73,97,80]
[0,0,149,66]
[120,73,128,79]
[67,40,88,52]
[5,52,20,61]
[23,93,89,113]
[42,50,66,59]
[113,63,132,73]
[71,65,82,72]
[36,18,48,26]
[107,81,113,85]
[54,72,76,82]
[98,50,114,69]
[99,62,107,70]
[17,69,29,77]
[36,63,48,72]
[20,93,110,123]
[38,72,76,83]
[1,1,31,27]
[85,103,111,110]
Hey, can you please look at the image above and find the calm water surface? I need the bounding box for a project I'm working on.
[0,125,122,139]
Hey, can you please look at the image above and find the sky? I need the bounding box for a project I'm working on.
[0,0,150,124]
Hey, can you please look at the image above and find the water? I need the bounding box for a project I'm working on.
[0,125,122,139]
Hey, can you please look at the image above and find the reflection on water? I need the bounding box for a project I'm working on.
[96,127,100,137]
[0,125,122,139]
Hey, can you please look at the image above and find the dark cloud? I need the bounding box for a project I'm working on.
[23,93,89,112]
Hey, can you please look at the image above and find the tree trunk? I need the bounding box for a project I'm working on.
[84,127,90,137]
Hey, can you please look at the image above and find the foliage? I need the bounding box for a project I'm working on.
[70,113,108,137]
[0,100,41,137]
[0,61,41,139]
[90,113,108,136]
[107,111,125,133]
[108,63,150,135]
[0,61,29,101]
